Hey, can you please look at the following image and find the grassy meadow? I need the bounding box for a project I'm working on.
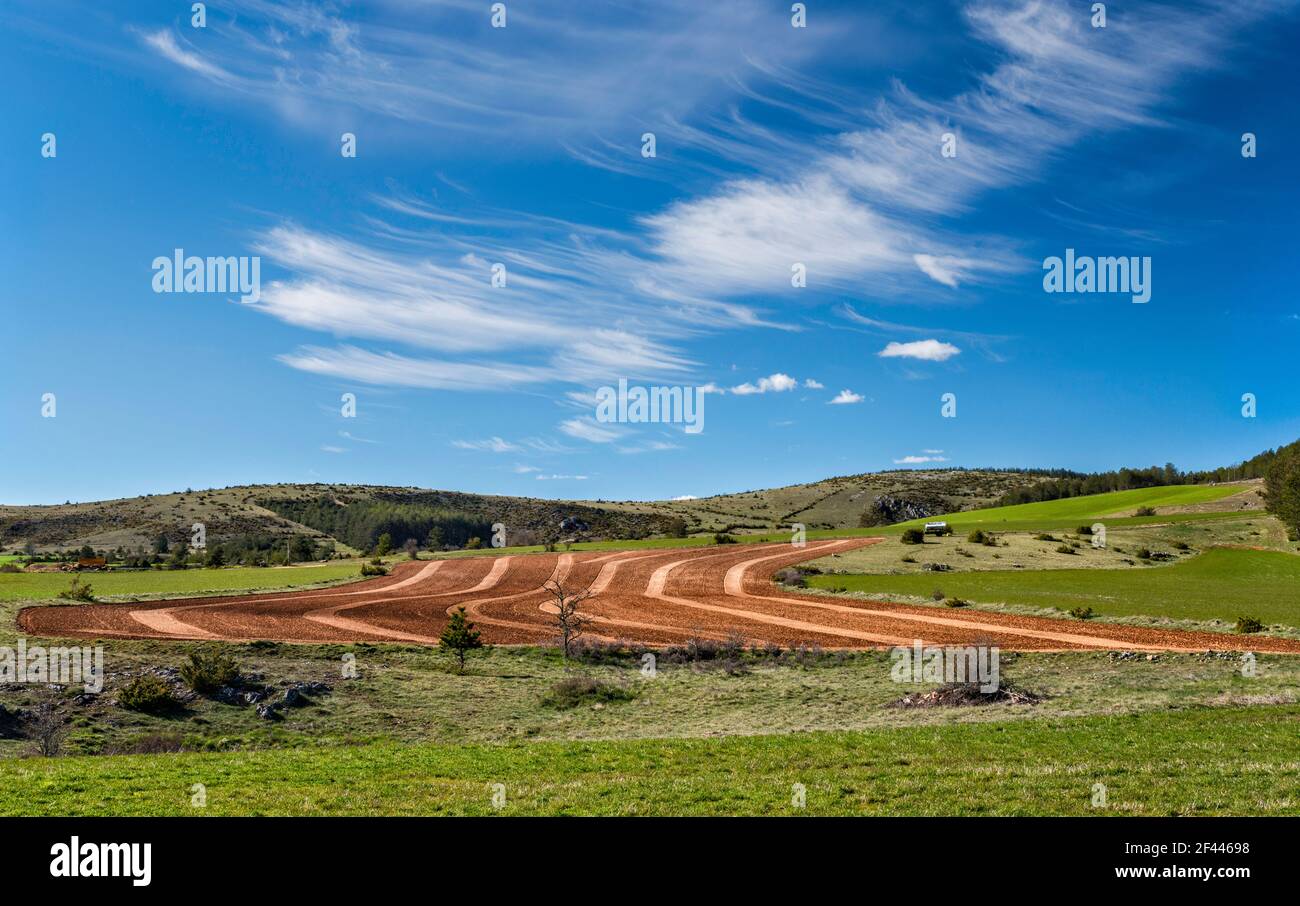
[3,704,1297,816]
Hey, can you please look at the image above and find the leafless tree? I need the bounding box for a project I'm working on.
[544,579,592,660]
[28,708,67,758]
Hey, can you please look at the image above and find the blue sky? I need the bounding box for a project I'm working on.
[3,0,1298,505]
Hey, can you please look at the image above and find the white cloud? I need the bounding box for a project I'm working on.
[536,474,589,481]
[636,0,1266,302]
[803,378,824,389]
[828,390,864,405]
[130,1,826,149]
[558,417,623,444]
[453,437,520,453]
[894,454,949,464]
[913,254,970,288]
[320,445,347,454]
[922,449,944,455]
[513,464,541,474]
[731,373,799,395]
[878,340,961,362]
[671,495,698,501]
[141,30,234,83]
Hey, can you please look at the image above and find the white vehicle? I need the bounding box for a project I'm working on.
[923,521,950,535]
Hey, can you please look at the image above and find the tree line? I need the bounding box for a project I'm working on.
[995,446,1285,508]
[264,496,494,553]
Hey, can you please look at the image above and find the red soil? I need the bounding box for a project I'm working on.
[17,539,1300,653]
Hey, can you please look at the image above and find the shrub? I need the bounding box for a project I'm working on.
[944,598,969,608]
[966,529,989,544]
[1076,525,1093,536]
[1033,533,1057,542]
[713,533,738,545]
[439,606,484,672]
[57,576,95,602]
[900,529,926,545]
[179,652,240,694]
[1235,616,1264,634]
[118,675,176,713]
[775,568,805,587]
[931,588,945,601]
[1055,544,1077,555]
[1069,607,1094,620]
[360,562,388,577]
[0,563,20,574]
[900,555,917,563]
[1172,541,1191,551]
[1135,548,1152,560]
[1134,506,1157,517]
[541,676,637,710]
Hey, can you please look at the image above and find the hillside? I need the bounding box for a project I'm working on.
[0,470,1042,553]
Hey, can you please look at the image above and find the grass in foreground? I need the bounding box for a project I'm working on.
[808,547,1300,627]
[2,705,1297,816]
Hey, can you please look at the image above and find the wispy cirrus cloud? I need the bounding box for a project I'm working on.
[452,437,520,453]
[115,0,1294,403]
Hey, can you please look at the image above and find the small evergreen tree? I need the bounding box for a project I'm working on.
[439,607,483,673]
[375,533,393,556]
[426,525,444,551]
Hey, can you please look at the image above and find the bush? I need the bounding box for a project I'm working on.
[966,529,989,544]
[713,533,738,545]
[900,529,926,545]
[1068,606,1094,620]
[360,562,389,577]
[541,676,637,710]
[57,576,96,602]
[1033,533,1057,542]
[1134,506,1157,517]
[900,555,916,563]
[1172,541,1190,551]
[775,568,805,587]
[1055,544,1077,555]
[0,563,20,574]
[1235,616,1264,634]
[1076,525,1093,536]
[179,652,240,694]
[931,588,945,601]
[1135,548,1152,560]
[118,675,176,713]
[944,598,969,608]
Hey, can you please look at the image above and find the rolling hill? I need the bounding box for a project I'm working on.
[1,469,1044,554]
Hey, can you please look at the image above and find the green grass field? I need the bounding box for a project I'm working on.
[893,484,1245,533]
[808,547,1300,627]
[3,704,1296,815]
[0,562,363,603]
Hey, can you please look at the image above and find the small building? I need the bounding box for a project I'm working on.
[76,557,107,570]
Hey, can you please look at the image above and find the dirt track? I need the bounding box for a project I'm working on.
[17,539,1300,653]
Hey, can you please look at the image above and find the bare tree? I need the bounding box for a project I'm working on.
[544,579,592,660]
[28,708,67,758]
